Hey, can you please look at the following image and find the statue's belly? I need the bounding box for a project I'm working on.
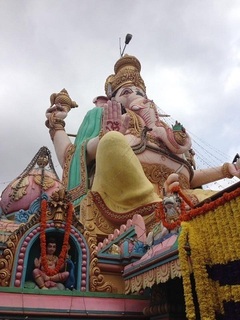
[125,134,191,182]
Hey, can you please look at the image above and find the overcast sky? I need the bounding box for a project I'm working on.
[1,0,240,195]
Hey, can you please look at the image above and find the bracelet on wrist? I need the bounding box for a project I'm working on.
[221,162,233,179]
[45,114,66,140]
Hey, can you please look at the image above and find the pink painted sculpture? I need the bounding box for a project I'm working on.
[45,54,240,228]
[0,147,62,218]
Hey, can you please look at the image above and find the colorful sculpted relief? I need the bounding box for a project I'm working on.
[0,147,62,219]
[45,54,240,235]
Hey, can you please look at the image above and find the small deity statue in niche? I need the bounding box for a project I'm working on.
[33,237,69,289]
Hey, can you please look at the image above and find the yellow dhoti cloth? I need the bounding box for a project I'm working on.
[92,131,160,213]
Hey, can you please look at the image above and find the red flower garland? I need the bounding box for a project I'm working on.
[40,199,73,276]
[155,185,240,230]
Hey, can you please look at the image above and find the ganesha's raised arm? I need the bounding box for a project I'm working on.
[101,100,130,135]
[45,89,78,168]
[86,100,130,163]
[45,105,72,168]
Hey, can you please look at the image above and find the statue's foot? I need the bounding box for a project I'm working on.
[45,280,56,288]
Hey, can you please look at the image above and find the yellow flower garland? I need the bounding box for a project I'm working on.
[178,223,195,320]
[178,188,240,319]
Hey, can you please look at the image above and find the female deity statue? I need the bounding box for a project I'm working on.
[45,55,240,232]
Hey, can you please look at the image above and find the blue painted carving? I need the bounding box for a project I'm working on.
[132,240,146,255]
[14,193,48,223]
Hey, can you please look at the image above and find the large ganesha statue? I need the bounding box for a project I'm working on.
[45,55,240,235]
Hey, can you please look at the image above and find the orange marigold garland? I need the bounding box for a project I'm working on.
[155,185,240,230]
[40,199,73,276]
[155,186,192,230]
[155,199,185,230]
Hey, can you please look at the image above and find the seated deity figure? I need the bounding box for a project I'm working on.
[45,54,240,232]
[33,237,69,289]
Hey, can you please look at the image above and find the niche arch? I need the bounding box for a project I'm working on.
[10,222,89,291]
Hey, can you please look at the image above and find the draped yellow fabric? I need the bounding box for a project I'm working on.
[92,131,160,212]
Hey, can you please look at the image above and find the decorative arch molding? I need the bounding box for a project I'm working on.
[9,222,89,291]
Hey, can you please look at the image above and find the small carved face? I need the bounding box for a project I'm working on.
[47,242,57,255]
[115,86,146,108]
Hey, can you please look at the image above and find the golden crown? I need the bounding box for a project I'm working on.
[105,54,146,97]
